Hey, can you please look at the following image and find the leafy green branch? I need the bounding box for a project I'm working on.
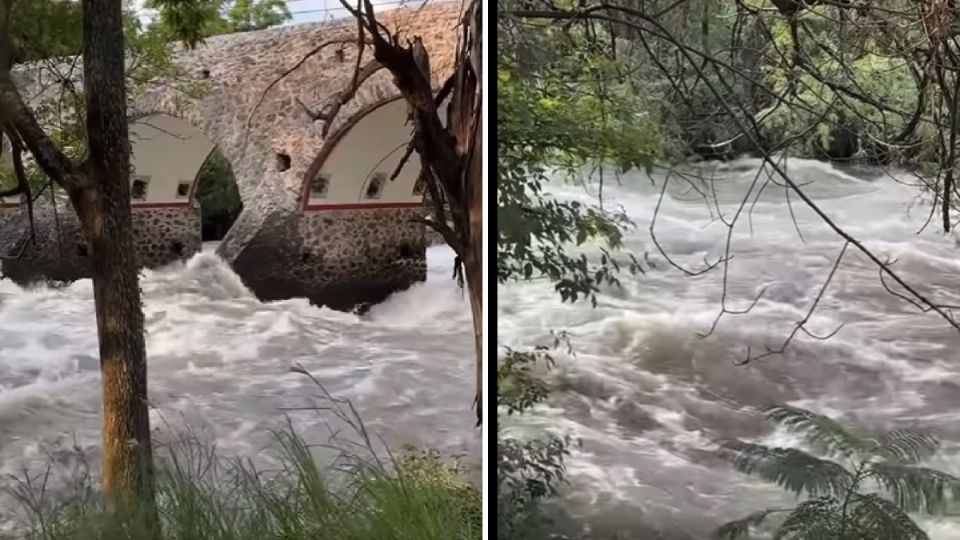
[716,405,960,540]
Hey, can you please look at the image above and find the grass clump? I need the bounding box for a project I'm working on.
[6,366,480,540]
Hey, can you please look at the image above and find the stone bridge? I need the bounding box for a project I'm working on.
[0,3,459,310]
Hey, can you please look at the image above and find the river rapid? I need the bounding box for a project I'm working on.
[498,158,960,539]
[0,244,479,534]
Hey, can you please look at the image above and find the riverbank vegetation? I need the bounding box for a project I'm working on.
[498,0,960,537]
[9,372,480,540]
[717,406,959,539]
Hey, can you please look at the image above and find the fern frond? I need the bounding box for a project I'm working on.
[846,493,929,540]
[773,496,841,540]
[868,462,960,514]
[714,509,774,539]
[766,405,876,459]
[877,429,940,465]
[723,441,854,498]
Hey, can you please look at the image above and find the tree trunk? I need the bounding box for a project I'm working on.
[449,0,483,426]
[464,17,483,426]
[330,0,483,424]
[80,0,155,515]
[465,236,483,426]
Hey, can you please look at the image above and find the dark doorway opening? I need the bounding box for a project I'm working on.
[195,148,243,242]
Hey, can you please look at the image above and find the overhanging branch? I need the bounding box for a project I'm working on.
[0,74,86,194]
[297,59,384,136]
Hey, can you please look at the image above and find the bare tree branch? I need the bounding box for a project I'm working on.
[513,4,960,338]
[298,59,385,136]
[0,75,87,194]
[244,36,373,132]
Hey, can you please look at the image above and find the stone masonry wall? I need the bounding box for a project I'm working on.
[0,203,200,284]
[133,207,202,266]
[301,206,426,277]
[229,207,428,311]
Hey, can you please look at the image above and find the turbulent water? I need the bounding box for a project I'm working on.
[498,158,960,539]
[0,244,478,533]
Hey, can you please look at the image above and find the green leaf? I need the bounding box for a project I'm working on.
[846,493,929,540]
[575,227,588,246]
[722,440,854,498]
[876,429,940,465]
[867,462,960,514]
[765,405,877,460]
[774,497,841,540]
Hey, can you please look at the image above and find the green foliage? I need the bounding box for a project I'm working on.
[144,0,225,48]
[0,116,86,200]
[12,400,480,540]
[195,148,242,226]
[741,3,943,163]
[497,433,571,540]
[497,60,656,305]
[224,0,290,32]
[497,347,555,416]
[8,0,83,62]
[496,14,667,538]
[145,0,291,48]
[716,405,960,540]
[496,339,575,540]
[0,0,200,199]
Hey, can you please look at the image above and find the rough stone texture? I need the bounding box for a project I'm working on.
[0,202,200,283]
[132,207,202,266]
[239,207,429,310]
[1,3,461,308]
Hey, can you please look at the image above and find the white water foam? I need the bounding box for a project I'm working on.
[499,158,960,539]
[0,245,478,532]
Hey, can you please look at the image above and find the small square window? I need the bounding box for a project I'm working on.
[131,176,149,201]
[311,173,330,198]
[412,173,426,196]
[365,172,386,200]
[176,181,191,198]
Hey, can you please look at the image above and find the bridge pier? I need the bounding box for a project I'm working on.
[0,4,459,310]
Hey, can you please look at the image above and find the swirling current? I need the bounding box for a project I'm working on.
[498,158,960,539]
[0,244,479,535]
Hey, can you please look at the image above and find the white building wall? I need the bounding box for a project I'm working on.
[1,113,215,206]
[307,98,450,208]
[129,114,216,205]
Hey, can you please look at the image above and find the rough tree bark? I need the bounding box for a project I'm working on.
[80,0,154,514]
[453,0,483,427]
[0,0,154,516]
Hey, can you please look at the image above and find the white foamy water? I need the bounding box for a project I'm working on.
[498,158,960,539]
[0,245,478,532]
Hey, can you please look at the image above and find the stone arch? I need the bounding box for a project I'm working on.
[191,147,244,242]
[130,112,242,244]
[0,3,462,309]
